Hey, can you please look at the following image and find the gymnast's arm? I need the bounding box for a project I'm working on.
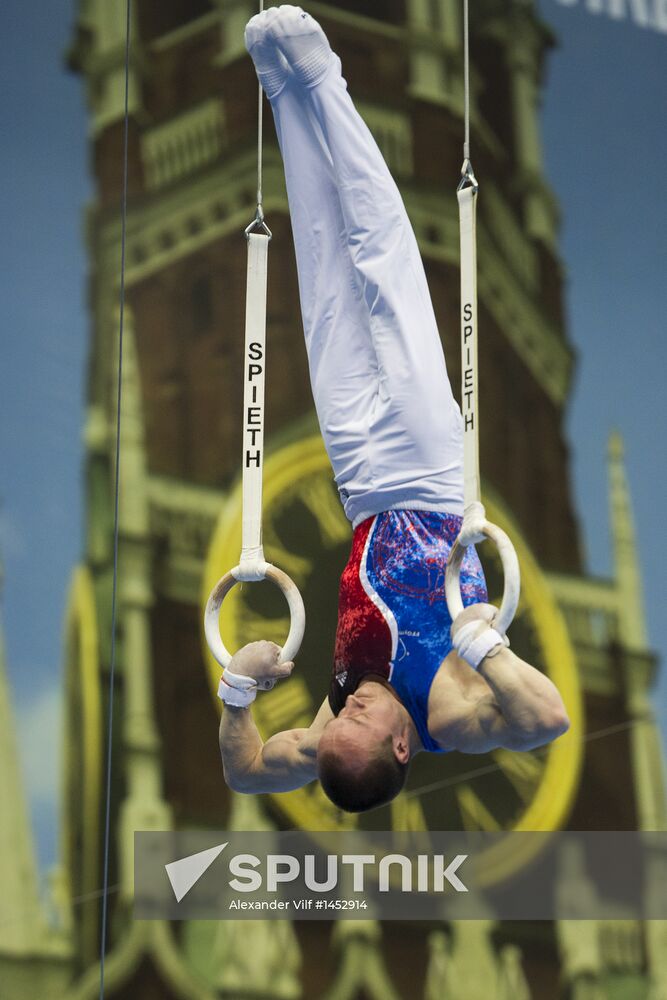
[219,692,333,794]
[474,645,569,750]
[442,645,570,754]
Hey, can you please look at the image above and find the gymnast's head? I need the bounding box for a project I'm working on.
[317,679,411,812]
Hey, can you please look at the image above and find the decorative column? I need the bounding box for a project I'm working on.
[556,841,605,1000]
[424,922,530,1000]
[609,432,667,998]
[406,0,463,110]
[212,0,256,65]
[424,930,456,999]
[83,404,113,570]
[646,915,667,1000]
[0,560,73,997]
[496,944,531,1000]
[608,431,666,831]
[67,0,143,135]
[608,431,647,651]
[0,564,45,956]
[207,792,302,999]
[323,921,401,1000]
[114,307,172,903]
[504,11,557,247]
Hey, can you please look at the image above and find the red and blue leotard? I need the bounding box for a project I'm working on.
[329,510,488,752]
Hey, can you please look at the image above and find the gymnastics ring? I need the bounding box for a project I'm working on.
[204,563,306,669]
[445,520,521,636]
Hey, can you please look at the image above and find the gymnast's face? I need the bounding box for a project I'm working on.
[319,680,406,763]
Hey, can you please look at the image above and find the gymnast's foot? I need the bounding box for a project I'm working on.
[269,6,332,88]
[244,7,289,99]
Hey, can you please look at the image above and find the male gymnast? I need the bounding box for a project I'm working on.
[217,6,569,813]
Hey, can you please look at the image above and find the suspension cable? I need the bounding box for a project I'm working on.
[98,2,131,997]
[463,0,471,161]
[255,0,265,223]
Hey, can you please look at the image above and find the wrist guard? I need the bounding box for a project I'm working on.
[451,607,509,670]
[217,668,258,707]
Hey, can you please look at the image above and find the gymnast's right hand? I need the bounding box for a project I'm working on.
[228,640,295,690]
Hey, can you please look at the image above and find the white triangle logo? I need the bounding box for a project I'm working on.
[165,843,227,902]
[337,671,348,686]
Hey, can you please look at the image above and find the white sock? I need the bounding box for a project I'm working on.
[269,6,332,88]
[245,8,289,99]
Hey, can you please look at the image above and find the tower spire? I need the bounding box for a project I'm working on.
[609,431,666,836]
[0,552,45,955]
[608,431,647,651]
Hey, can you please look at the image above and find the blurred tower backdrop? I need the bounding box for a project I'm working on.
[1,1,666,998]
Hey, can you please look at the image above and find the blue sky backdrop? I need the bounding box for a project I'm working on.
[1,0,665,874]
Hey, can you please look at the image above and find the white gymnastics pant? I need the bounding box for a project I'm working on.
[269,54,464,527]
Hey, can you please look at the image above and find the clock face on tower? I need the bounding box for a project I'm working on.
[203,433,583,883]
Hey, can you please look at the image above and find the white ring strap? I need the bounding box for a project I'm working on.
[204,231,305,667]
[240,232,269,569]
[449,173,521,630]
[457,172,481,512]
[451,178,520,629]
[446,4,521,633]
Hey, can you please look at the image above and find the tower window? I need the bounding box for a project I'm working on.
[330,0,405,24]
[138,0,214,43]
[191,275,213,335]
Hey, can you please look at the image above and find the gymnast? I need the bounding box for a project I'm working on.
[217,6,569,813]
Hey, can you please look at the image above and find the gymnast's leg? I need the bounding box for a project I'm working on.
[246,9,380,512]
[248,7,464,524]
[268,7,464,526]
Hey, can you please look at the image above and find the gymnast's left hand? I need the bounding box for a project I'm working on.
[228,640,295,691]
